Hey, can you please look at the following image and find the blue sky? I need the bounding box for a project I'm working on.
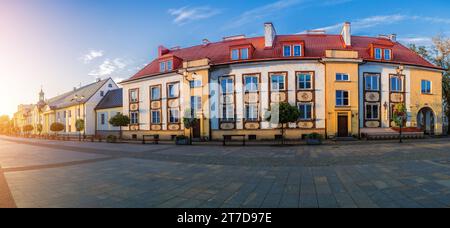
[1,0,450,116]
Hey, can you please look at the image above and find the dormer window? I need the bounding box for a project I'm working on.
[231,47,250,61]
[159,60,173,72]
[384,49,392,60]
[283,44,303,57]
[374,48,382,60]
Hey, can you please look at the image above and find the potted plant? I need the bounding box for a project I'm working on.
[306,133,323,145]
[50,122,65,138]
[175,135,189,145]
[183,109,199,145]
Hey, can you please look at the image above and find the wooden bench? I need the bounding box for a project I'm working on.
[223,134,246,146]
[143,135,159,144]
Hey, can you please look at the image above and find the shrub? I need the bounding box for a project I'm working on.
[306,133,323,140]
[176,135,188,140]
[50,122,65,134]
[106,135,117,143]
[23,124,34,133]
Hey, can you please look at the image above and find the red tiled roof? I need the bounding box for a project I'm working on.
[125,34,439,82]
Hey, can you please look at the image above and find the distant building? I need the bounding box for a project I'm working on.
[95,88,123,137]
[14,78,119,136]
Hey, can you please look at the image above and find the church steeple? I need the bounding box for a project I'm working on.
[39,86,45,102]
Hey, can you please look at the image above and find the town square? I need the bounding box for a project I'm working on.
[1,0,450,210]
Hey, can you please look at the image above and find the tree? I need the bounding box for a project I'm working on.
[0,115,11,135]
[50,122,65,136]
[408,35,450,134]
[109,113,130,140]
[183,109,199,145]
[393,103,407,143]
[265,102,300,145]
[23,124,34,135]
[75,119,85,141]
[36,124,43,135]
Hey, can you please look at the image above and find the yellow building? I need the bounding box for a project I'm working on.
[118,22,444,140]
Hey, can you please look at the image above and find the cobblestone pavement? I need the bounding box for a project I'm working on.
[1,135,450,208]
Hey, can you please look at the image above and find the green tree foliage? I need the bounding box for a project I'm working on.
[109,113,130,139]
[75,119,85,132]
[408,35,450,133]
[393,103,407,127]
[265,102,300,144]
[0,115,11,134]
[36,124,43,135]
[183,109,199,145]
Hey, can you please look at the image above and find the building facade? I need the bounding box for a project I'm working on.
[14,78,119,136]
[119,22,443,140]
[95,88,123,137]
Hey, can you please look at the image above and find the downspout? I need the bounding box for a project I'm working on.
[319,59,327,139]
[358,60,368,139]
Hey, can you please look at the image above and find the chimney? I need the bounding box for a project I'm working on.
[341,22,351,47]
[264,22,276,48]
[73,87,77,92]
[202,39,211,46]
[389,34,397,42]
[158,45,169,57]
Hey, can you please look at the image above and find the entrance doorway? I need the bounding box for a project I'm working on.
[417,107,435,135]
[337,115,349,137]
[192,121,201,138]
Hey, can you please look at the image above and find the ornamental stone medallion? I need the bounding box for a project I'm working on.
[391,93,404,103]
[221,123,235,130]
[168,99,179,108]
[365,92,380,102]
[297,91,313,102]
[365,121,380,128]
[245,122,260,129]
[168,124,180,131]
[298,121,314,129]
[130,104,139,111]
[271,92,287,103]
[151,101,161,109]
[151,125,162,131]
[130,125,139,131]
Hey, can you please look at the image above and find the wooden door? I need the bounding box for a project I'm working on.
[337,115,349,137]
[192,121,201,138]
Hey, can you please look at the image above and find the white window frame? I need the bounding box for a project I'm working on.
[168,83,179,98]
[421,80,432,94]
[189,80,202,88]
[374,48,382,60]
[365,104,379,120]
[390,76,403,92]
[297,73,312,90]
[151,111,160,124]
[222,104,235,121]
[336,73,349,81]
[159,62,166,72]
[151,87,160,100]
[244,76,258,92]
[283,45,292,57]
[220,77,234,94]
[245,104,258,121]
[190,96,202,112]
[100,113,105,125]
[384,49,392,60]
[297,103,313,120]
[293,44,302,57]
[240,48,249,60]
[167,60,173,71]
[231,49,239,60]
[168,108,179,123]
[130,111,139,124]
[271,75,285,91]
[336,90,349,107]
[365,75,380,91]
[130,89,138,103]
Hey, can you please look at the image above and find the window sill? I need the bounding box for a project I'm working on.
[421,93,433,95]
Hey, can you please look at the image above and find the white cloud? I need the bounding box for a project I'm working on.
[88,58,128,77]
[81,50,104,63]
[168,6,221,25]
[398,37,433,46]
[303,15,450,34]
